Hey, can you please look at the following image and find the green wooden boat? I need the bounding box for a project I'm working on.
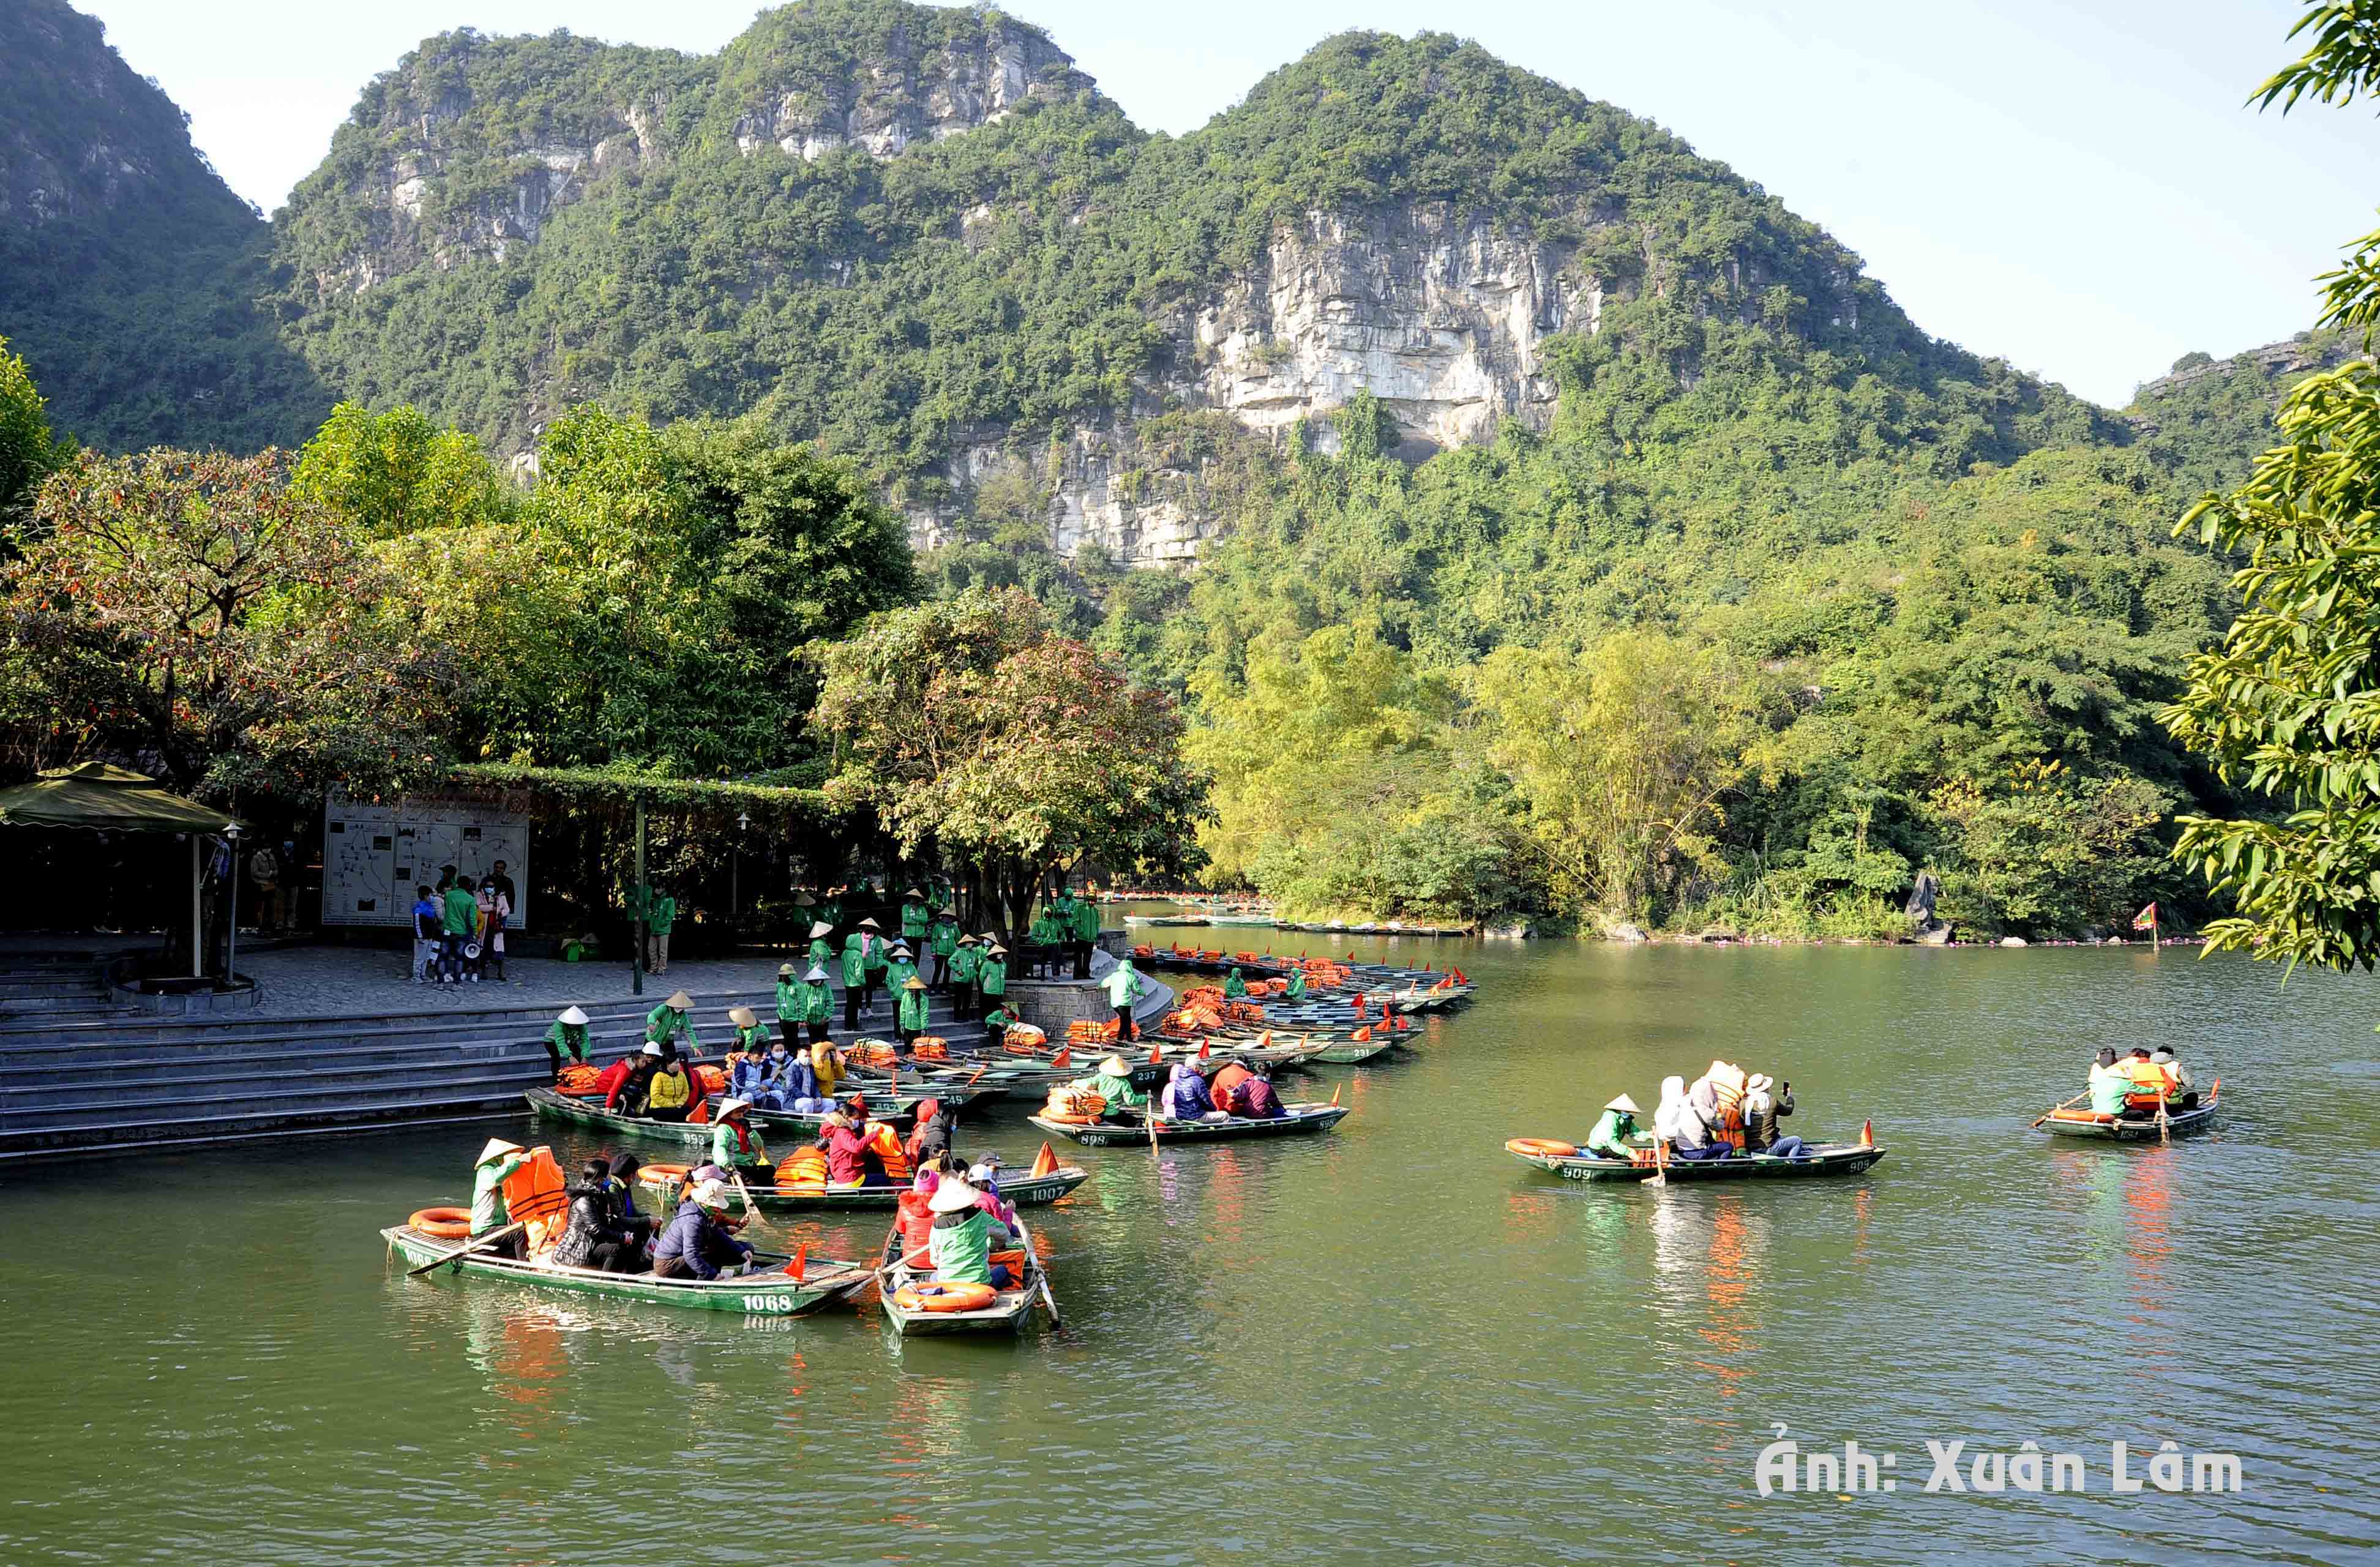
[1028,1102,1349,1148]
[2037,1089,2219,1142]
[1308,1034,1402,1064]
[638,1163,1091,1212]
[1506,1139,1887,1184]
[382,1224,869,1315]
[876,1213,1049,1337]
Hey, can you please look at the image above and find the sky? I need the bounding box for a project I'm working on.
[83,0,2380,406]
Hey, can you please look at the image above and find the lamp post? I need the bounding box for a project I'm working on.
[223,823,242,989]
[732,810,750,916]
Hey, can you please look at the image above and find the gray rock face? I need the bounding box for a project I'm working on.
[730,24,1083,160]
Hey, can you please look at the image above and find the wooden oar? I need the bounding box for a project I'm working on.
[2157,1099,2171,1146]
[408,1221,525,1277]
[1019,1212,1061,1329]
[2030,1092,2088,1129]
[1649,1137,1668,1187]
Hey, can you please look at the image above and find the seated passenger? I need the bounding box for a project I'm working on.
[1584,1093,1647,1160]
[606,1042,662,1111]
[1162,1061,1214,1121]
[590,1050,637,1106]
[607,1153,654,1247]
[1743,1074,1807,1159]
[2117,1047,2166,1118]
[926,1173,1017,1290]
[1222,965,1248,1000]
[649,1179,754,1280]
[1241,1068,1287,1119]
[2149,1046,2198,1109]
[2086,1049,2129,1117]
[553,1157,645,1273]
[642,1057,695,1122]
[905,1098,956,1169]
[1207,1058,1254,1116]
[1656,1075,1729,1160]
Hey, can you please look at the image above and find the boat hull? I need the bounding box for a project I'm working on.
[2038,1101,2219,1140]
[876,1219,1045,1337]
[1028,1104,1349,1146]
[381,1225,867,1314]
[640,1165,1090,1211]
[1509,1143,1887,1183]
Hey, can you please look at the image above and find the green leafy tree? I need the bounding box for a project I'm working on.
[0,335,62,523]
[810,588,1210,932]
[2164,1,2380,971]
[1925,760,2167,937]
[290,402,515,536]
[2,448,452,794]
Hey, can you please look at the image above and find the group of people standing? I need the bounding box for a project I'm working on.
[410,861,515,985]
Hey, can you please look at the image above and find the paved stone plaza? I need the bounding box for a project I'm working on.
[237,945,810,1018]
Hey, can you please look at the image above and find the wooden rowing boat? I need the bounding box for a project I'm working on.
[1306,1035,1402,1065]
[875,1214,1047,1337]
[1506,1140,1887,1183]
[2037,1093,2220,1142]
[1027,1103,1349,1147]
[381,1223,869,1314]
[526,1085,920,1148]
[638,1163,1091,1212]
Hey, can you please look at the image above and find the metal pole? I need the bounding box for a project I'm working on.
[632,795,647,998]
[225,834,239,988]
[189,834,203,979]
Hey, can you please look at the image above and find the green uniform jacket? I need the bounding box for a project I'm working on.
[929,919,959,958]
[648,894,677,935]
[646,1004,699,1050]
[1585,1108,1642,1156]
[1072,1070,1143,1109]
[1028,914,1061,947]
[1102,966,1142,1006]
[775,979,801,1021]
[441,886,477,936]
[897,985,931,1031]
[842,933,869,986]
[808,937,833,968]
[470,1152,527,1235]
[1072,899,1101,942]
[927,1206,1007,1286]
[1222,968,1248,998]
[900,901,930,940]
[982,1005,1016,1033]
[817,897,841,929]
[978,957,1008,998]
[952,946,982,984]
[711,1120,768,1170]
[864,936,889,975]
[545,1022,589,1064]
[1284,973,1307,1000]
[732,1024,773,1055]
[886,957,919,995]
[797,979,834,1024]
[1049,896,1078,940]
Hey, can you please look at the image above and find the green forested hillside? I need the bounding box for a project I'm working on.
[3,0,2333,937]
[0,0,327,451]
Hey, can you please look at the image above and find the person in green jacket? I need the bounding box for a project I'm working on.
[929,907,960,992]
[796,963,834,1045]
[807,919,835,972]
[1027,906,1064,979]
[1583,1093,1648,1161]
[1070,888,1102,979]
[817,890,843,932]
[842,918,883,1030]
[1069,1053,1145,1120]
[1101,956,1146,1041]
[977,941,1008,1008]
[950,933,982,1020]
[709,1099,772,1181]
[1284,970,1308,1000]
[440,875,479,984]
[727,1005,773,1057]
[885,942,920,998]
[645,888,678,975]
[543,1005,591,1080]
[900,888,930,943]
[981,1000,1017,1052]
[896,974,932,1048]
[774,963,801,1035]
[646,989,700,1055]
[1047,889,1079,979]
[1222,965,1248,1000]
[471,1137,530,1258]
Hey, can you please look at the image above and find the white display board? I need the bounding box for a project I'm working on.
[321,793,531,929]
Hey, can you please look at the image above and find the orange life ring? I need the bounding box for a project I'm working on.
[641,1162,693,1186]
[1505,1137,1579,1158]
[408,1206,471,1239]
[892,1281,998,1312]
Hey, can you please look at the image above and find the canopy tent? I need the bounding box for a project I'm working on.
[0,763,246,979]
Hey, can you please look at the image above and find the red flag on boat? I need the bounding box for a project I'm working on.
[1390,1012,1407,1033]
[1148,1041,1162,1064]
[1051,1047,1072,1068]
[1350,1025,1372,1042]
[2132,902,2159,931]
[1353,994,1367,1017]
[789,1243,807,1284]
[1197,1038,1211,1061]
[1255,1030,1271,1048]
[1452,967,1468,984]
[1030,1140,1058,1178]
[1346,950,1356,961]
[1330,1083,1342,1108]
[1860,1118,1874,1148]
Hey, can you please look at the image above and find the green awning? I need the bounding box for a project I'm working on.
[0,763,244,834]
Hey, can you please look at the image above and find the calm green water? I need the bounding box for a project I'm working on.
[4,929,2374,1564]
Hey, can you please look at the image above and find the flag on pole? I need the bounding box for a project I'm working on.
[2132,902,2159,931]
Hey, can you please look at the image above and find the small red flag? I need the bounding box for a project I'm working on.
[789,1243,807,1284]
[1148,1041,1162,1063]
[1860,1118,1874,1148]
[1197,1038,1211,1061]
[1330,1083,1342,1108]
[1030,1140,1058,1178]
[1051,1046,1072,1068]
[1350,1025,1371,1042]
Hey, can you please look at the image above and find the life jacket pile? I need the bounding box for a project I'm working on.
[911,1036,950,1060]
[856,1122,914,1185]
[775,1145,829,1194]
[1042,1087,1107,1123]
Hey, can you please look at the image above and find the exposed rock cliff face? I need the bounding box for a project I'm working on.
[727,23,1087,160]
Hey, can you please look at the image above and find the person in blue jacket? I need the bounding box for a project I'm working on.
[649,1179,753,1280]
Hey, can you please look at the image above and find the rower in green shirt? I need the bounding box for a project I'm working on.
[1069,1052,1145,1117]
[1284,970,1308,1001]
[1583,1093,1649,1161]
[470,1137,530,1257]
[1222,965,1249,999]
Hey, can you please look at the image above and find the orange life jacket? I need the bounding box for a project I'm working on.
[775,1145,828,1194]
[501,1146,571,1255]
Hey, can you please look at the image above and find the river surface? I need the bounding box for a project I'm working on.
[3,920,2374,1564]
